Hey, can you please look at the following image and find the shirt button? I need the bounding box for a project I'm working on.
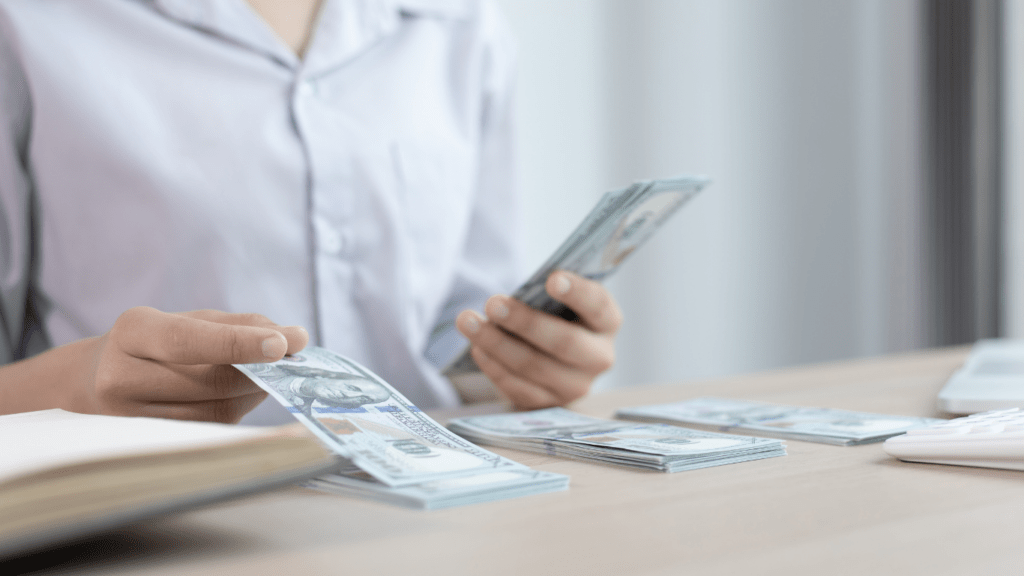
[297,79,317,98]
[319,226,344,255]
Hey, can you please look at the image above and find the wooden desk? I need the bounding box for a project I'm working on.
[10,347,1024,575]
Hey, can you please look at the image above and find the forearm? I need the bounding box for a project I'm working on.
[0,337,98,415]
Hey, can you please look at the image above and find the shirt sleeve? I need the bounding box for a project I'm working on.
[423,1,521,369]
[0,12,39,365]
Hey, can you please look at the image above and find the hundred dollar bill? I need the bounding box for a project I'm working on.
[236,347,527,487]
[448,407,785,472]
[616,397,943,446]
[443,175,708,388]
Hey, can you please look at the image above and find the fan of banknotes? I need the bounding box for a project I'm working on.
[616,397,943,446]
[236,347,569,510]
[443,175,709,395]
[447,408,786,473]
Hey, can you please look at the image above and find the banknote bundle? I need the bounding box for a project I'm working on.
[236,347,568,509]
[308,465,569,511]
[443,175,709,391]
[616,397,943,446]
[447,408,786,472]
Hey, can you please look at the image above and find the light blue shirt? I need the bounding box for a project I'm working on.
[0,0,521,422]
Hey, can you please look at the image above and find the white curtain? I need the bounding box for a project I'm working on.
[498,0,929,389]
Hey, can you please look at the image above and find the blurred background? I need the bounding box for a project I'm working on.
[495,0,1024,390]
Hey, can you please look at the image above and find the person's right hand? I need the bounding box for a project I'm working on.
[74,307,308,422]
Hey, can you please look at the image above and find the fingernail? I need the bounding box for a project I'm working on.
[462,313,481,335]
[553,274,571,295]
[489,298,509,320]
[262,335,287,359]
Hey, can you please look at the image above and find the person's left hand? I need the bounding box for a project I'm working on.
[455,271,622,409]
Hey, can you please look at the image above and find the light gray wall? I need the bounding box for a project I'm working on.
[498,0,927,389]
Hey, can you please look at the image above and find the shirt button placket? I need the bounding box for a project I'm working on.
[294,72,355,353]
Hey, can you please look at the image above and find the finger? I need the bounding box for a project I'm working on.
[137,392,269,424]
[180,310,310,355]
[545,272,623,334]
[470,347,562,410]
[458,310,593,401]
[111,307,290,365]
[484,295,615,374]
[95,357,267,403]
[93,346,266,403]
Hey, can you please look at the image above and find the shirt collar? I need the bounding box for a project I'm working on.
[150,0,471,76]
[395,0,472,18]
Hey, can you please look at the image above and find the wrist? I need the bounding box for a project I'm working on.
[0,337,103,415]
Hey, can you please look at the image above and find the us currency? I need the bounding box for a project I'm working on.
[448,408,785,472]
[308,465,569,510]
[443,175,709,383]
[235,347,528,487]
[616,397,943,446]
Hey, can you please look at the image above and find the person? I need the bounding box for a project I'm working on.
[0,0,623,424]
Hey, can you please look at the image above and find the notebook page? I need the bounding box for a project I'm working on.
[0,409,267,484]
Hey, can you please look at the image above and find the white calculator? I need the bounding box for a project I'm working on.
[883,408,1024,471]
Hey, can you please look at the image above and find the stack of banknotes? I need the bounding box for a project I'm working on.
[443,175,709,394]
[616,397,943,446]
[307,465,569,511]
[236,347,568,510]
[447,408,786,472]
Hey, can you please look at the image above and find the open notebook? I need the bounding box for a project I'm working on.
[0,409,340,558]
